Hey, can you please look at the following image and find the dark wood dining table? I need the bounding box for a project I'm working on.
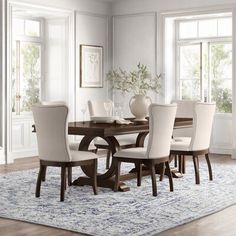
[68,118,193,191]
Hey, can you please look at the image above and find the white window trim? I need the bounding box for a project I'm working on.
[175,15,232,114]
[12,17,44,116]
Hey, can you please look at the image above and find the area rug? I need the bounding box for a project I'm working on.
[1,158,236,236]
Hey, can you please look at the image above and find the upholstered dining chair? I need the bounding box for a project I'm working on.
[113,104,177,196]
[170,102,216,184]
[171,100,198,173]
[32,103,98,201]
[88,99,137,169]
[41,101,96,152]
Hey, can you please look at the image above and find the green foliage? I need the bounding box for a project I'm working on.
[211,79,232,113]
[210,44,232,113]
[107,63,161,95]
[21,43,40,112]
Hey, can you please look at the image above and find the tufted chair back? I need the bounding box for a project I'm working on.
[88,99,113,117]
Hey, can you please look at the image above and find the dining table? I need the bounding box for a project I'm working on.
[68,117,193,191]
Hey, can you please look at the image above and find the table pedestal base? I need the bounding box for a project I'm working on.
[72,176,130,192]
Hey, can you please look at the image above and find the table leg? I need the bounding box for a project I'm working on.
[72,135,130,191]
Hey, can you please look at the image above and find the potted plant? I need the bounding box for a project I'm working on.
[107,63,161,121]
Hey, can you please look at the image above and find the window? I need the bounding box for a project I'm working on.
[177,16,232,113]
[12,18,43,114]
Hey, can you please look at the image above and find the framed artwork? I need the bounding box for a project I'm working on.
[80,44,103,88]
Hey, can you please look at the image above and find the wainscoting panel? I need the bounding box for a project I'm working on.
[210,114,232,155]
[11,115,38,159]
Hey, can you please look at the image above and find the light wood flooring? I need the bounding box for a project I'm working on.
[0,154,236,236]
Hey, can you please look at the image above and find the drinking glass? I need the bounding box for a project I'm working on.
[104,101,113,116]
[80,103,87,123]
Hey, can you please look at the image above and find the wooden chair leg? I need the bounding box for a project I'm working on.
[136,163,142,186]
[178,155,182,173]
[41,166,47,182]
[114,159,121,192]
[149,161,157,196]
[193,156,200,184]
[92,159,98,195]
[36,164,45,198]
[174,155,177,168]
[68,167,72,186]
[205,153,213,181]
[159,162,165,181]
[182,155,186,174]
[106,149,111,169]
[165,161,174,192]
[60,166,66,202]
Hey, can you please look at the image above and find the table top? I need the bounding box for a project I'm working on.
[68,117,193,137]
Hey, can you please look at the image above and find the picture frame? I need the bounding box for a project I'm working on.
[80,44,103,88]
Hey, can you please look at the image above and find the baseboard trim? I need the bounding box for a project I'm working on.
[231,148,236,159]
[0,148,5,164]
[210,147,232,155]
[9,150,38,160]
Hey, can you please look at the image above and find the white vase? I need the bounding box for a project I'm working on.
[129,94,152,121]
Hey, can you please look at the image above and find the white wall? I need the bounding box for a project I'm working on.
[112,0,236,15]
[75,12,110,121]
[0,0,5,164]
[113,13,158,116]
[0,0,2,148]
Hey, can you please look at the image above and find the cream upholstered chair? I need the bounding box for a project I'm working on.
[170,102,216,184]
[41,101,96,152]
[32,103,98,201]
[88,99,137,169]
[171,100,198,172]
[113,104,177,196]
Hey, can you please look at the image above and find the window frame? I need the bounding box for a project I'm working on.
[12,16,44,115]
[175,16,232,113]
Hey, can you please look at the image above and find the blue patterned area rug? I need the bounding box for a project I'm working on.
[1,158,236,236]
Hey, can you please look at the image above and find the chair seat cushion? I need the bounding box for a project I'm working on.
[94,134,137,146]
[171,137,191,151]
[114,147,147,159]
[69,142,96,151]
[70,150,98,162]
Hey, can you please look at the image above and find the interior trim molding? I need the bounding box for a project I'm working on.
[210,147,232,156]
[9,150,38,160]
[231,148,236,159]
[160,3,234,17]
[0,148,5,164]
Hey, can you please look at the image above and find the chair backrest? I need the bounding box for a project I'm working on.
[172,100,198,118]
[190,102,216,151]
[32,104,71,162]
[146,104,177,159]
[41,101,67,105]
[88,99,113,117]
[172,100,198,137]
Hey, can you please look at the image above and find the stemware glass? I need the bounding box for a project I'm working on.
[80,103,87,123]
[114,102,120,117]
[104,101,113,116]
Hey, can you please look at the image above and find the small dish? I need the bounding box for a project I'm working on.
[91,116,119,123]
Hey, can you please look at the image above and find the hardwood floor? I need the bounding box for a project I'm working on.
[0,154,236,236]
